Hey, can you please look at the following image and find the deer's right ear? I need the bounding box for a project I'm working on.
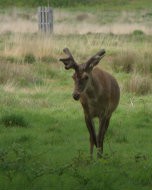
[84,49,106,71]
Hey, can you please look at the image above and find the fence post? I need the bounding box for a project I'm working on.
[38,7,53,34]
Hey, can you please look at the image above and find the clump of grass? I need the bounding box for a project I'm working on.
[0,63,10,84]
[125,74,152,95]
[132,30,145,36]
[111,50,152,75]
[137,52,152,74]
[0,62,43,86]
[115,135,128,143]
[3,34,57,60]
[1,114,29,128]
[15,135,32,143]
[111,51,136,73]
[0,56,18,63]
[41,56,57,64]
[24,53,36,64]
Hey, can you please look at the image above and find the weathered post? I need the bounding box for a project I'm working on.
[38,7,53,34]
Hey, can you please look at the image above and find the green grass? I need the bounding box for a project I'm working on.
[0,59,152,189]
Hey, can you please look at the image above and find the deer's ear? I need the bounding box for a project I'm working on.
[59,57,75,70]
[85,55,102,70]
[59,48,79,71]
[84,49,106,71]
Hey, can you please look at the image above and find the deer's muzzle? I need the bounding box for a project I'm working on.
[72,92,80,101]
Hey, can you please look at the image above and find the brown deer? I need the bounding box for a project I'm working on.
[59,48,120,158]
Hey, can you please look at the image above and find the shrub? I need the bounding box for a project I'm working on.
[1,114,28,128]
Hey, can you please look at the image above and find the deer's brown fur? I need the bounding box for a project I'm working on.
[60,48,120,158]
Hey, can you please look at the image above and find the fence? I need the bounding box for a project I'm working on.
[38,7,53,33]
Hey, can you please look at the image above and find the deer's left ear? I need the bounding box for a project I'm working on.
[84,49,106,71]
[59,48,79,71]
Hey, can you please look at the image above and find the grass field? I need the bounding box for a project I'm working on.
[0,4,152,190]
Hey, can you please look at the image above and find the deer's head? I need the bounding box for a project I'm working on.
[59,48,105,101]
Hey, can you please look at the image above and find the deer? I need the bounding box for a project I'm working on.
[59,48,120,158]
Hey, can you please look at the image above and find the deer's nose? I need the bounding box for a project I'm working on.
[72,92,80,101]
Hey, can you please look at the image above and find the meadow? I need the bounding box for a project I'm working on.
[0,3,152,190]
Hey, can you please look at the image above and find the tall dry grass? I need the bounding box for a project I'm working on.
[0,8,152,35]
[124,74,152,95]
[2,35,56,59]
[1,33,121,61]
[0,7,152,95]
[111,50,152,74]
[0,62,42,86]
[110,50,152,95]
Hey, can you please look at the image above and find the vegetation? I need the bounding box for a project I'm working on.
[0,0,152,10]
[0,2,152,190]
[1,113,29,128]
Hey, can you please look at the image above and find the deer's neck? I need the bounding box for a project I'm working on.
[85,75,98,99]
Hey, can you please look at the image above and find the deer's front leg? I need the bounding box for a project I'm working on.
[85,116,97,158]
[97,116,110,158]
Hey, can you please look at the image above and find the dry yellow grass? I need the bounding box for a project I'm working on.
[0,8,152,35]
[0,8,152,96]
[125,74,152,95]
[3,35,57,58]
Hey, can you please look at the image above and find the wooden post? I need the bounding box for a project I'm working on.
[38,7,53,34]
